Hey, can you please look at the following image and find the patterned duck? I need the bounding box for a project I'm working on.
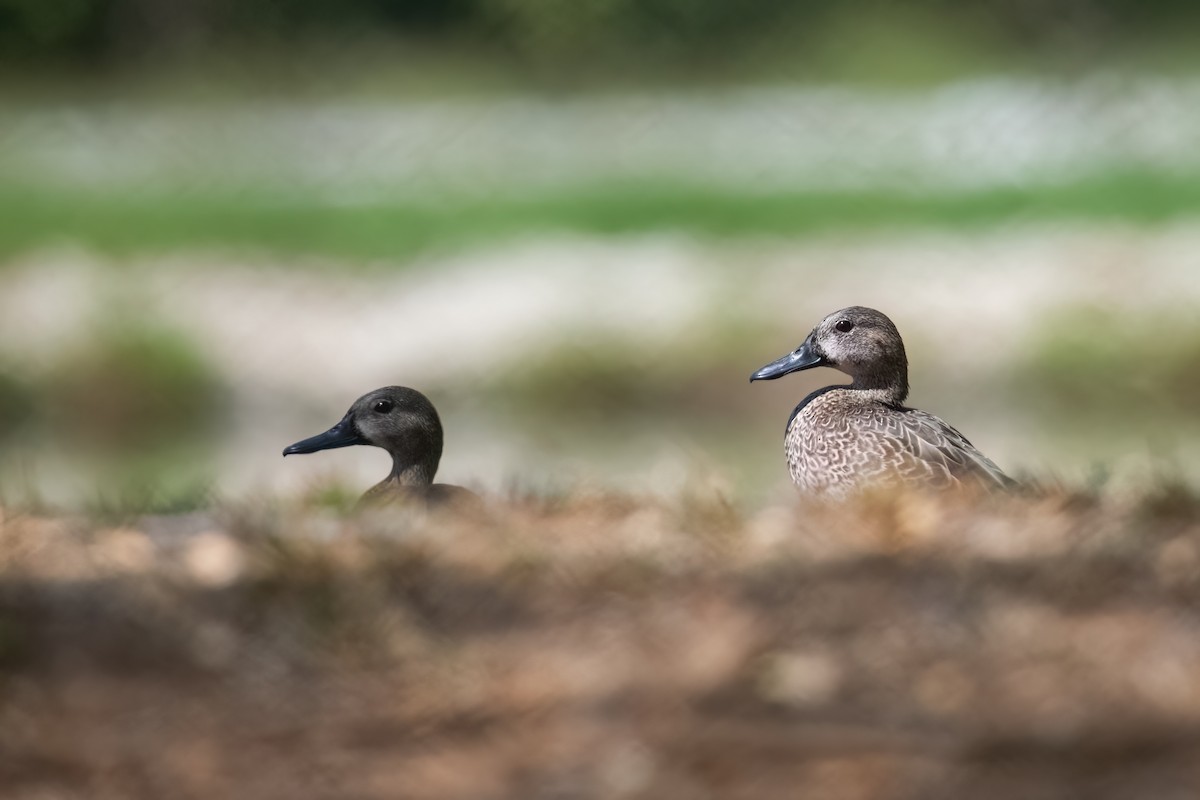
[751,306,1013,495]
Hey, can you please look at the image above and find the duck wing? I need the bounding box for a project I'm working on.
[877,407,1014,490]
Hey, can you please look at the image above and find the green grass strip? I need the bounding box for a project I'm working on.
[2,170,1199,263]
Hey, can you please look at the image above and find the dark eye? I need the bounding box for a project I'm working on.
[372,399,395,413]
[835,319,854,333]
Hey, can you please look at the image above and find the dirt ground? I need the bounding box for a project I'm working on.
[4,487,1200,799]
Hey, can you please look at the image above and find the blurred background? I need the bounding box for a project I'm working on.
[3,0,1200,510]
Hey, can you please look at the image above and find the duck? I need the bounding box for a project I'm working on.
[283,386,477,508]
[750,306,1013,495]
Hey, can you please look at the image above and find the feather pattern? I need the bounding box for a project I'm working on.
[785,391,1012,494]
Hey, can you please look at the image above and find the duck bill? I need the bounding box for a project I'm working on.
[750,338,827,382]
[282,415,366,456]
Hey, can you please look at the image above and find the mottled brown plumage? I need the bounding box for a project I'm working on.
[751,306,1012,495]
[283,386,478,509]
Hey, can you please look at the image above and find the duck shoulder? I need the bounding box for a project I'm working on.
[425,483,483,509]
[357,481,482,511]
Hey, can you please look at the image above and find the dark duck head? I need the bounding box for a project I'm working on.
[750,306,909,404]
[284,386,475,507]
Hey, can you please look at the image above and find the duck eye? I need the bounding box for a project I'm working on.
[835,319,854,333]
[372,399,395,413]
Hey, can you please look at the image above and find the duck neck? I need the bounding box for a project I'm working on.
[849,363,909,405]
[388,457,437,487]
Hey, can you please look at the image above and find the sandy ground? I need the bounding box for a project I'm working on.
[4,487,1200,798]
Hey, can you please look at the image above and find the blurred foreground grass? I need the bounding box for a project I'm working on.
[5,170,1200,263]
[4,484,1200,798]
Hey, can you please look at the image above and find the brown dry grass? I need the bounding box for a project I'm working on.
[4,485,1200,799]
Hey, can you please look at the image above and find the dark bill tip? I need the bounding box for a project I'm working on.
[282,416,366,456]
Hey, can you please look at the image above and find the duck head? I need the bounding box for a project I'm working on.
[750,306,909,402]
[283,386,444,485]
